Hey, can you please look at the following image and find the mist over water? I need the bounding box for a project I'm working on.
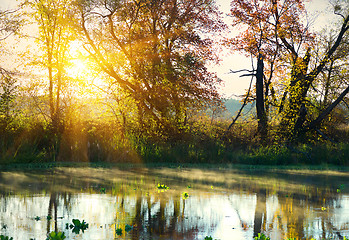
[0,167,348,239]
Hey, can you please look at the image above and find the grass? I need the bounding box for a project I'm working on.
[1,118,349,166]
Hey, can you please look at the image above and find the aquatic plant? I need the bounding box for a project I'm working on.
[46,231,66,240]
[182,192,189,199]
[69,219,89,234]
[157,183,169,190]
[0,235,13,240]
[125,224,133,232]
[204,236,218,240]
[337,184,346,193]
[254,233,270,240]
[116,228,122,235]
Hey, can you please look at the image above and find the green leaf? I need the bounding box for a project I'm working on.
[47,231,66,240]
[116,228,122,236]
[125,224,133,232]
[70,219,89,234]
[72,227,80,234]
[254,233,270,240]
[72,219,81,226]
[0,235,13,240]
[182,192,189,199]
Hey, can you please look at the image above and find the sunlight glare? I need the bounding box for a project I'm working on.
[66,40,89,79]
[66,58,88,79]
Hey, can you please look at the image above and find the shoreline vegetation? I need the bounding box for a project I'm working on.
[1,117,349,168]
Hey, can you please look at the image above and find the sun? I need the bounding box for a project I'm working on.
[65,40,107,98]
[66,58,89,79]
[66,40,90,79]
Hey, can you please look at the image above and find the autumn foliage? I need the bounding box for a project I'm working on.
[229,0,349,142]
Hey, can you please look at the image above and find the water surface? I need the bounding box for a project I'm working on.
[0,167,348,239]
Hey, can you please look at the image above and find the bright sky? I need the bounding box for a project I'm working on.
[0,0,14,10]
[0,0,340,98]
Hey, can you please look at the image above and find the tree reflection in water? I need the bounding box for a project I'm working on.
[0,168,348,239]
[47,192,58,234]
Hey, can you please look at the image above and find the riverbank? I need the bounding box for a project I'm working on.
[1,161,349,172]
[0,142,349,167]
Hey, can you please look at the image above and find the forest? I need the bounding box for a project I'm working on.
[1,0,349,166]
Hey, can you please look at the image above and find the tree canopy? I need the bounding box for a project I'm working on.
[74,0,225,136]
[229,0,349,142]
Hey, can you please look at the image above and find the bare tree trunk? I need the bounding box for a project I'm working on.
[48,53,54,121]
[322,59,335,106]
[256,54,267,139]
[55,68,62,128]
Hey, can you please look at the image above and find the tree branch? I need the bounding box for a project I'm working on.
[229,69,255,74]
[224,75,254,134]
[307,13,349,80]
[305,84,349,131]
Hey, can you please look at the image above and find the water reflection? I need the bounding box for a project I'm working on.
[0,167,348,239]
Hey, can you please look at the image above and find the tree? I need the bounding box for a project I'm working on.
[0,5,23,153]
[255,53,267,138]
[230,0,349,142]
[0,7,22,42]
[0,5,22,119]
[18,0,80,160]
[0,71,17,127]
[74,0,225,137]
[26,0,75,130]
[305,28,349,131]
[0,70,18,154]
[279,1,349,139]
[229,0,312,140]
